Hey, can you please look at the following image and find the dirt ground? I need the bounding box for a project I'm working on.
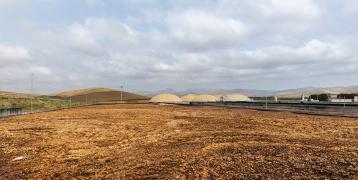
[0,104,357,179]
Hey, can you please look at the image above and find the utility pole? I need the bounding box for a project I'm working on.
[343,95,346,109]
[30,73,34,113]
[120,85,123,103]
[69,96,72,108]
[265,96,268,110]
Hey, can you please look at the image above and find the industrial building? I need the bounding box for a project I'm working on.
[149,94,182,104]
[330,99,353,103]
[305,93,358,103]
[327,93,357,103]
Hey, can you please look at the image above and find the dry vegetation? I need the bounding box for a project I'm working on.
[0,95,80,111]
[0,104,357,179]
[53,88,116,97]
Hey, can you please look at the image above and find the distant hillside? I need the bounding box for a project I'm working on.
[53,87,149,103]
[0,91,37,98]
[137,88,274,97]
[138,86,358,98]
[274,86,358,98]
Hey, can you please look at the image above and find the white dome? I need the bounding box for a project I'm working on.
[192,94,218,102]
[213,94,224,101]
[150,94,182,104]
[222,94,251,102]
[181,94,197,102]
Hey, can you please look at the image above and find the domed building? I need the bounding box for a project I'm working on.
[222,94,251,102]
[213,94,224,102]
[181,94,197,103]
[191,94,218,103]
[150,94,182,104]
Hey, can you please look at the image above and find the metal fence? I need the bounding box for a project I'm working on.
[0,108,23,117]
[190,102,358,118]
[0,100,148,119]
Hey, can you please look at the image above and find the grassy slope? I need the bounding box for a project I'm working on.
[0,95,82,111]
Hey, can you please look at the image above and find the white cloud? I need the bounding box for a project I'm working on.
[266,0,320,19]
[236,39,346,69]
[216,0,320,34]
[0,0,25,7]
[343,0,358,14]
[0,45,30,65]
[67,17,136,56]
[82,17,135,40]
[83,0,105,7]
[30,66,52,76]
[0,0,58,9]
[166,10,248,49]
[68,22,103,56]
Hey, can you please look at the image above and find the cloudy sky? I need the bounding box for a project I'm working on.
[0,0,358,93]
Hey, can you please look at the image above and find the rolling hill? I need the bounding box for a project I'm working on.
[53,87,115,97]
[0,91,38,98]
[53,87,149,103]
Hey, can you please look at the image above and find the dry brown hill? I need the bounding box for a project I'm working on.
[53,87,149,103]
[54,87,115,97]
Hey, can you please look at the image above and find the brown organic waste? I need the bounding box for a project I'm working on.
[0,104,357,179]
